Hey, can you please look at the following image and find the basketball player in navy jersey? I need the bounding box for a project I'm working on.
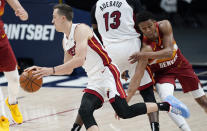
[25,4,190,131]
[128,11,207,131]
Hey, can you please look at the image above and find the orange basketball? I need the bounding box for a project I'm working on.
[19,70,43,93]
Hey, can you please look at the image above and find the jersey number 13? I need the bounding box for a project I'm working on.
[103,11,121,31]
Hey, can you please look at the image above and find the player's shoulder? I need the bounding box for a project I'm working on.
[76,23,91,31]
[157,20,171,27]
[74,23,93,37]
[158,20,172,31]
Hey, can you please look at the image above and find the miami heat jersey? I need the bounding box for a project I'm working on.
[62,24,126,99]
[92,0,143,43]
[144,23,191,73]
[62,24,112,76]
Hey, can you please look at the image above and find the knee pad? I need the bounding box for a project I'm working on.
[191,84,205,98]
[78,107,97,129]
[112,95,147,119]
[78,106,93,118]
[117,111,130,119]
[156,83,174,101]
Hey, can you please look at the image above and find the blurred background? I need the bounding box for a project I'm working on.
[2,0,207,76]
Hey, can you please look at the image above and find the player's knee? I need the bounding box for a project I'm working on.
[117,112,129,119]
[160,95,167,102]
[116,108,130,119]
[78,106,93,119]
[7,74,19,86]
[12,76,19,84]
[79,107,89,118]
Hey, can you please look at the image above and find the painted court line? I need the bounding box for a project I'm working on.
[10,107,79,127]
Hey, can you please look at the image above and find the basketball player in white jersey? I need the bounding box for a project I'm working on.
[88,0,160,131]
[25,4,190,131]
[71,0,160,130]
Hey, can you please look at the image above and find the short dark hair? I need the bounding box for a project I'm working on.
[53,4,73,21]
[136,11,155,24]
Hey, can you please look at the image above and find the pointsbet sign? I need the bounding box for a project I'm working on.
[4,24,55,41]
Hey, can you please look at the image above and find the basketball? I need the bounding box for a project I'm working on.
[19,70,43,93]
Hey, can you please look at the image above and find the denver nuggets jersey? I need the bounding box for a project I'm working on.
[91,0,143,42]
[144,23,188,72]
[62,24,112,76]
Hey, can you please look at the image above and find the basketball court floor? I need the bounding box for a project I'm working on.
[0,71,207,131]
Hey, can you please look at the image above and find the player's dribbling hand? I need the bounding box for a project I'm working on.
[24,66,53,79]
[24,66,41,72]
[15,8,28,21]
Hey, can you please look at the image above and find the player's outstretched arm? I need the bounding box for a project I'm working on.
[6,0,28,21]
[126,57,148,103]
[126,47,152,103]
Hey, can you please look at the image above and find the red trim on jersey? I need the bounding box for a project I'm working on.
[88,36,112,66]
[109,98,115,103]
[84,88,104,103]
[138,81,154,91]
[146,65,155,84]
[88,36,126,98]
[108,64,126,98]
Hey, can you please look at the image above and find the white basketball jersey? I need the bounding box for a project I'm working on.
[95,0,139,42]
[62,24,112,76]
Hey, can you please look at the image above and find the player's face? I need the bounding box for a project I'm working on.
[138,19,156,39]
[52,9,63,32]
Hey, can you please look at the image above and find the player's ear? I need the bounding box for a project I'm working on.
[62,15,67,21]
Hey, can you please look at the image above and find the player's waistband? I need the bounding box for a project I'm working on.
[102,35,140,43]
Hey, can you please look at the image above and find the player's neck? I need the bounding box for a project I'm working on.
[149,31,159,42]
[63,21,72,39]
